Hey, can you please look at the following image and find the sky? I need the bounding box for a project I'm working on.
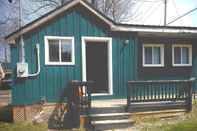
[127,0,197,26]
[17,0,197,27]
[1,0,197,27]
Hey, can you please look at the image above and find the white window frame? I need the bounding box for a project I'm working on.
[44,36,75,65]
[143,44,164,67]
[172,44,192,67]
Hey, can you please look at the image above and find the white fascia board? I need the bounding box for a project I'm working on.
[111,25,197,33]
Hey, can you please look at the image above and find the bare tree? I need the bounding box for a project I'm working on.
[23,0,70,24]
[0,0,19,34]
[24,0,134,24]
[0,0,20,62]
[96,0,135,23]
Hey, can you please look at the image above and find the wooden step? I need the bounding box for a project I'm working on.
[90,100,134,130]
[131,109,186,116]
[92,119,133,125]
[91,112,131,117]
[90,106,126,114]
[91,119,134,131]
[90,112,132,121]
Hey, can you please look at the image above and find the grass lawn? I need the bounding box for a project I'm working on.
[164,120,197,131]
[138,100,197,131]
[141,118,197,131]
[0,106,86,131]
[0,122,48,131]
[0,122,86,131]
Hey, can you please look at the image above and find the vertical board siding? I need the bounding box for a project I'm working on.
[193,43,197,93]
[11,8,137,105]
[138,38,197,93]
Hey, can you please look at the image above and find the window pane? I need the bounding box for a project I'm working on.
[48,40,59,62]
[61,40,72,62]
[144,47,152,64]
[182,47,189,64]
[174,47,181,64]
[153,47,161,64]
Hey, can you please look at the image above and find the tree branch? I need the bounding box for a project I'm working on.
[25,3,57,15]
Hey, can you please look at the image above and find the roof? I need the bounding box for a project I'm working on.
[5,0,197,44]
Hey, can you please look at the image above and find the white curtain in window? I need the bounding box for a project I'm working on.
[145,47,152,64]
[153,47,160,64]
[182,47,189,64]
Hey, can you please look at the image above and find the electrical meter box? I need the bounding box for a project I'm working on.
[17,63,28,78]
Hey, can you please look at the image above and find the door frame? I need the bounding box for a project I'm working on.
[81,36,113,96]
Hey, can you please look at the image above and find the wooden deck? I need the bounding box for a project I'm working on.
[91,99,186,113]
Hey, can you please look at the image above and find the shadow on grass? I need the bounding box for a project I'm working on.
[48,86,86,130]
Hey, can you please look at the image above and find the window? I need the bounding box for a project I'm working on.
[45,36,75,65]
[172,44,192,66]
[143,44,164,67]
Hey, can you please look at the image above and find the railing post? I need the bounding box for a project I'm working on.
[87,85,91,109]
[192,81,196,99]
[126,82,131,112]
[187,81,192,112]
[68,81,80,127]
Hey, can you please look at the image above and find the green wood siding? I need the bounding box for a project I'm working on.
[10,8,137,105]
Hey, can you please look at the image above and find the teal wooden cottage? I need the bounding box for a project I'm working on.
[5,0,197,121]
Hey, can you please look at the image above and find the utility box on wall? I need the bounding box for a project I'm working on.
[17,63,28,78]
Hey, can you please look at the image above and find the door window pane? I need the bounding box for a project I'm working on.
[48,40,59,62]
[61,40,72,62]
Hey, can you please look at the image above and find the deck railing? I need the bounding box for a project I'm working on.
[127,78,195,112]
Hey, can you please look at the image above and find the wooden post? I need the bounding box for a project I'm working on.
[68,81,80,128]
[87,86,91,109]
[187,81,192,112]
[126,82,131,112]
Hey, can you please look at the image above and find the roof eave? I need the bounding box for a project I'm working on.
[111,25,197,34]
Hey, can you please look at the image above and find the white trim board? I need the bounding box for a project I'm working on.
[142,44,164,67]
[81,36,113,96]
